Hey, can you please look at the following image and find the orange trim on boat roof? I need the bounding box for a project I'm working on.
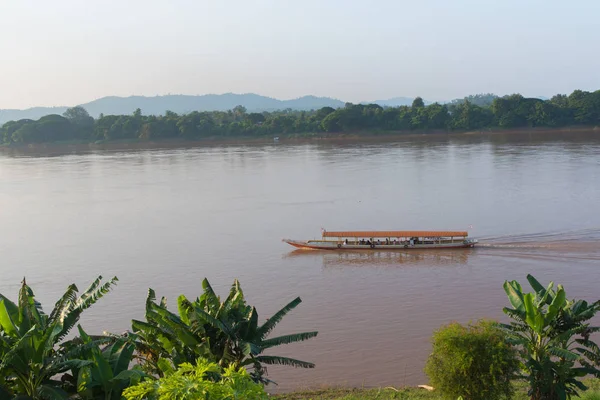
[322,231,468,238]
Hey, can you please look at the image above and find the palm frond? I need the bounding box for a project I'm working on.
[502,307,526,322]
[18,280,43,332]
[75,276,118,311]
[260,331,318,349]
[255,355,315,368]
[146,288,157,312]
[56,276,118,342]
[46,359,93,377]
[552,326,587,344]
[225,279,244,308]
[37,384,70,400]
[0,299,19,337]
[177,295,191,325]
[547,346,579,361]
[131,319,173,339]
[48,284,78,325]
[503,280,525,312]
[40,320,67,357]
[180,300,231,337]
[575,347,600,364]
[147,302,201,348]
[0,293,19,324]
[575,338,600,354]
[0,325,37,370]
[200,278,221,311]
[256,297,302,340]
[108,341,135,374]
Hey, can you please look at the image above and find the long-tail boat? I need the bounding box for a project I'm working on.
[283,230,478,250]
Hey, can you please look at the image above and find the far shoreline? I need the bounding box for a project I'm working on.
[1,125,598,154]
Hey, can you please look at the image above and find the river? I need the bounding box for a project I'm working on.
[1,131,599,391]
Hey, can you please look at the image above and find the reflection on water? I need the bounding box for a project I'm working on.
[285,249,472,268]
[1,131,599,392]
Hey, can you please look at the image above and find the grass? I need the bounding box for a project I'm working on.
[579,391,600,400]
[272,386,444,400]
[273,380,600,399]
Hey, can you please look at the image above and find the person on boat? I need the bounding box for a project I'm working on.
[385,238,390,245]
[344,239,349,245]
[409,238,414,246]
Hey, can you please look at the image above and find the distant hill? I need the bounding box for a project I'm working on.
[0,94,349,125]
[0,93,433,125]
[80,93,349,116]
[363,96,429,107]
[0,106,69,125]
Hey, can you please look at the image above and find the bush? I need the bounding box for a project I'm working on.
[425,319,519,400]
[123,359,268,400]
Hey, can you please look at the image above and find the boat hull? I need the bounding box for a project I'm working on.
[282,239,477,250]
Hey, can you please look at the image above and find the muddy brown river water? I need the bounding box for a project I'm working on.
[1,131,599,391]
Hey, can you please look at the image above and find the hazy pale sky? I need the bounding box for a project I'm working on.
[1,0,599,108]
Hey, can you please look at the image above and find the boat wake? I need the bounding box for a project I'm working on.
[475,228,600,260]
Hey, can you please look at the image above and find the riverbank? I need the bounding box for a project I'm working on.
[273,379,600,399]
[0,125,598,155]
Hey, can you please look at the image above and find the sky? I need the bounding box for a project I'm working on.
[1,0,599,109]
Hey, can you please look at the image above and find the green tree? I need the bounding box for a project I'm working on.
[0,276,118,399]
[232,105,247,121]
[0,119,33,143]
[3,88,600,144]
[11,121,39,143]
[425,103,450,129]
[315,106,336,120]
[63,106,94,131]
[449,101,492,130]
[246,112,266,125]
[412,96,425,108]
[500,274,600,400]
[131,279,318,384]
[321,112,341,132]
[63,106,94,139]
[568,90,600,125]
[61,325,145,400]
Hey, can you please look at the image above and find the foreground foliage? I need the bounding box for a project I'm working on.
[425,320,519,400]
[2,88,600,144]
[61,325,144,400]
[0,276,118,399]
[130,278,318,384]
[500,274,600,400]
[123,359,267,400]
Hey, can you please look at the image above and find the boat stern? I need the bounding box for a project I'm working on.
[463,238,478,247]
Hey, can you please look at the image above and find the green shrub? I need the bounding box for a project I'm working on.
[123,359,268,400]
[578,391,600,400]
[425,319,519,400]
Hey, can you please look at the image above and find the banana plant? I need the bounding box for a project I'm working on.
[129,288,212,377]
[131,278,318,384]
[500,274,600,400]
[178,278,318,384]
[59,325,145,400]
[0,276,118,399]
